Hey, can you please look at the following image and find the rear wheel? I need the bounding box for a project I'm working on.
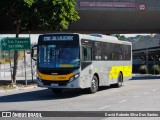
[115,73,123,87]
[51,88,63,95]
[89,76,99,93]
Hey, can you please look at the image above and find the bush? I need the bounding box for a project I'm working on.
[151,65,160,75]
[139,65,147,74]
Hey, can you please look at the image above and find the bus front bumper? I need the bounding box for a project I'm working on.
[36,78,82,89]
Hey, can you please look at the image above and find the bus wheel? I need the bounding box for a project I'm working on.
[89,76,99,93]
[115,73,123,87]
[51,88,63,95]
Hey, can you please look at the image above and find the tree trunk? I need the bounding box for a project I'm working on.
[12,20,21,83]
[12,51,18,83]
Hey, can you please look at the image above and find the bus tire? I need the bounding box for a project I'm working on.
[89,75,99,94]
[51,88,63,95]
[115,73,123,87]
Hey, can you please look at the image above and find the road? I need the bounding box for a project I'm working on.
[0,76,160,120]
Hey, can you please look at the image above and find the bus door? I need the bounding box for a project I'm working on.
[81,45,93,87]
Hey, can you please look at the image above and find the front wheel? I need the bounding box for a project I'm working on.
[89,76,99,94]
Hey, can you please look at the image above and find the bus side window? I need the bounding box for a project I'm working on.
[82,46,92,61]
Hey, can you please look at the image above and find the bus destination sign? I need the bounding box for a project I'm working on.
[43,36,74,41]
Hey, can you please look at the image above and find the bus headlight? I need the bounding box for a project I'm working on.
[75,74,79,79]
[69,73,80,82]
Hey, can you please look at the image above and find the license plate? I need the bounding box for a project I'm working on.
[51,83,58,87]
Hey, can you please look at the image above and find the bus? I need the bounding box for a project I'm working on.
[32,33,132,94]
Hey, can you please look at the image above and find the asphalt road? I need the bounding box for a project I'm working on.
[0,76,160,120]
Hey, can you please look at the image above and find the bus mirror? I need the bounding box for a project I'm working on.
[31,45,37,61]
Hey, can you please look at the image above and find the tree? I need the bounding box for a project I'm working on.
[112,34,126,41]
[139,65,147,74]
[0,0,80,83]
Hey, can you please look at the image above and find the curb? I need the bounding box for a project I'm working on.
[0,85,37,93]
[18,86,37,90]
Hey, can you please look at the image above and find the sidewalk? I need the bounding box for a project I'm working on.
[0,85,37,93]
[131,74,160,80]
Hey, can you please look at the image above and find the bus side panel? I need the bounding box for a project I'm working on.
[80,64,93,88]
[109,61,132,84]
[92,61,111,86]
[80,61,132,88]
[80,62,111,89]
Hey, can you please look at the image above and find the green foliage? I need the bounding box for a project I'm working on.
[0,0,80,31]
[24,0,34,7]
[112,34,126,41]
[35,0,80,30]
[151,65,160,75]
[0,0,80,82]
[139,65,147,74]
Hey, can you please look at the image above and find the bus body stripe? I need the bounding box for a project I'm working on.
[38,66,132,81]
[109,65,132,79]
[38,72,74,81]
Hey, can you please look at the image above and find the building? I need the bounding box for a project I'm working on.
[127,34,160,74]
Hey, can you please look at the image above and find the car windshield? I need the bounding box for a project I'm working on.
[38,45,80,68]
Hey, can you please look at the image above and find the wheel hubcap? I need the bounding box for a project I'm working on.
[92,79,97,90]
[118,75,122,86]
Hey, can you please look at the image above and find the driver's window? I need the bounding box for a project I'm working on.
[82,46,92,61]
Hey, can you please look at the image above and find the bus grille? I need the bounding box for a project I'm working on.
[41,80,68,86]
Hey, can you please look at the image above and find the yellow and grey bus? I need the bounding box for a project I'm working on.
[32,33,132,94]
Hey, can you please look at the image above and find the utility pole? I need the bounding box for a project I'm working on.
[146,38,148,74]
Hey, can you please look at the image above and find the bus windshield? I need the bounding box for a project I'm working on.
[38,45,80,68]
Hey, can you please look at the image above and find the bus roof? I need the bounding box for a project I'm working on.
[79,34,131,45]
